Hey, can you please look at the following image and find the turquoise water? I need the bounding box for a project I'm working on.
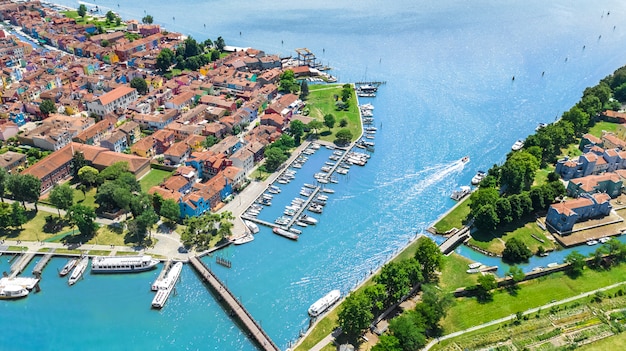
[6,0,626,349]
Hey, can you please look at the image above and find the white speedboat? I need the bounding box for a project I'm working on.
[295,221,308,227]
[0,285,29,299]
[586,240,599,246]
[244,220,259,234]
[471,171,486,185]
[599,237,610,243]
[68,256,89,286]
[289,227,302,235]
[91,255,159,273]
[511,139,524,151]
[321,188,335,194]
[451,186,471,201]
[468,262,482,269]
[461,156,469,163]
[233,233,254,245]
[299,215,318,225]
[59,258,78,277]
[308,290,341,317]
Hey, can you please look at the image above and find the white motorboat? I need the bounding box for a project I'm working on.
[289,227,302,235]
[68,256,89,286]
[303,183,316,189]
[599,237,610,243]
[468,262,482,269]
[296,221,308,227]
[299,215,318,225]
[0,285,29,299]
[273,227,298,240]
[233,233,255,245]
[244,220,259,234]
[511,139,525,151]
[451,186,471,201]
[586,240,599,246]
[308,290,341,317]
[471,171,486,185]
[321,188,335,194]
[59,258,78,277]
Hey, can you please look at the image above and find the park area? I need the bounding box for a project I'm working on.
[304,84,362,143]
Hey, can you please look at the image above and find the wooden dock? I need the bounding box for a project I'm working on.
[439,226,471,255]
[9,252,36,278]
[188,256,280,351]
[33,250,56,277]
[287,186,320,227]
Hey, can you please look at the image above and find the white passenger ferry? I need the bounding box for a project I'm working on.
[91,255,159,273]
[308,289,341,317]
[152,262,183,309]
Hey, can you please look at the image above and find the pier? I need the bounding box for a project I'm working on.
[188,256,280,351]
[33,250,56,277]
[439,226,471,255]
[9,252,36,278]
[287,186,321,227]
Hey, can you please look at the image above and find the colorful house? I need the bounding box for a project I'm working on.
[546,193,612,235]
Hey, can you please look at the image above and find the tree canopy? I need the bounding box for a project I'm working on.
[77,4,87,17]
[502,237,532,263]
[142,14,153,24]
[49,183,74,217]
[130,77,148,95]
[414,237,443,282]
[337,291,373,340]
[40,99,56,116]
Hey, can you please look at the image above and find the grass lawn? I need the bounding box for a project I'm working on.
[73,186,97,208]
[139,169,173,192]
[469,221,555,255]
[0,210,72,242]
[55,248,83,255]
[560,142,583,159]
[250,168,270,181]
[579,332,626,350]
[439,253,479,293]
[116,251,141,256]
[532,165,555,187]
[7,246,27,251]
[441,264,626,333]
[433,199,471,233]
[305,84,361,143]
[88,250,110,256]
[588,120,619,138]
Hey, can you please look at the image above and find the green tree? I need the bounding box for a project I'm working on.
[363,283,388,316]
[72,151,87,176]
[203,135,219,148]
[77,4,87,18]
[66,204,97,238]
[469,187,499,213]
[371,335,401,351]
[0,168,8,202]
[414,238,443,282]
[183,37,201,58]
[389,311,427,351]
[337,292,373,340]
[565,250,586,278]
[495,197,513,224]
[415,285,453,334]
[279,70,299,94]
[264,147,288,172]
[339,118,348,127]
[49,183,74,217]
[78,166,99,186]
[500,151,540,194]
[160,199,180,223]
[323,113,336,131]
[308,120,324,135]
[477,274,497,292]
[100,39,110,47]
[473,204,499,232]
[335,129,353,145]
[10,201,27,229]
[300,80,309,99]
[376,261,411,303]
[39,99,56,116]
[290,120,305,144]
[561,106,590,135]
[156,48,175,72]
[105,10,116,23]
[215,36,226,51]
[130,77,148,95]
[502,237,532,263]
[142,14,153,24]
[7,174,41,210]
[97,162,130,184]
[0,203,12,229]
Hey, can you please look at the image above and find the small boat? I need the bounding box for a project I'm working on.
[68,256,89,286]
[299,215,318,225]
[292,163,303,169]
[468,262,482,269]
[586,240,599,246]
[233,233,254,245]
[295,221,308,227]
[303,183,316,189]
[466,268,481,274]
[308,290,341,317]
[536,123,548,131]
[547,262,559,268]
[59,258,78,277]
[275,217,290,225]
[318,179,329,184]
[599,237,610,244]
[471,171,486,185]
[461,156,470,163]
[330,178,339,184]
[284,208,296,216]
[317,195,328,201]
[308,205,323,214]
[451,186,471,201]
[268,187,280,194]
[244,220,259,234]
[0,285,29,300]
[269,185,281,192]
[321,166,332,172]
[289,228,302,235]
[511,139,525,151]
[321,188,335,194]
[273,227,298,240]
[277,178,289,184]
[360,103,375,110]
[325,162,336,166]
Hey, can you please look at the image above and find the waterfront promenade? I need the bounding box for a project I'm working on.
[188,256,281,351]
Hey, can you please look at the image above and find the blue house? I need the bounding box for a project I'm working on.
[546,193,612,234]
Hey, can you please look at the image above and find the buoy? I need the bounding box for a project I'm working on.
[512,76,515,81]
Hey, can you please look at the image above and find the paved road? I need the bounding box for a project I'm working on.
[421,280,626,350]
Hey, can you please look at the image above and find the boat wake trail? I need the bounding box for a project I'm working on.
[372,163,449,190]
[395,158,466,207]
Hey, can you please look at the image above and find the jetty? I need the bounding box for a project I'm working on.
[439,226,471,255]
[189,256,280,351]
[9,252,36,278]
[33,250,56,277]
[287,186,321,227]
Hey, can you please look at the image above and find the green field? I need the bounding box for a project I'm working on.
[139,169,173,192]
[439,253,479,293]
[305,85,361,143]
[588,120,619,138]
[433,199,471,233]
[441,263,626,333]
[469,221,555,255]
[0,210,72,242]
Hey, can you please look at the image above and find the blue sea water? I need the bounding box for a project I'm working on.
[6,0,626,350]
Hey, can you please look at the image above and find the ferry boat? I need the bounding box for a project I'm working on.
[308,289,341,317]
[273,227,299,240]
[233,233,254,245]
[471,171,486,185]
[0,285,29,300]
[152,262,183,309]
[68,256,89,285]
[59,258,78,277]
[91,255,159,274]
[244,220,259,234]
[511,139,525,151]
